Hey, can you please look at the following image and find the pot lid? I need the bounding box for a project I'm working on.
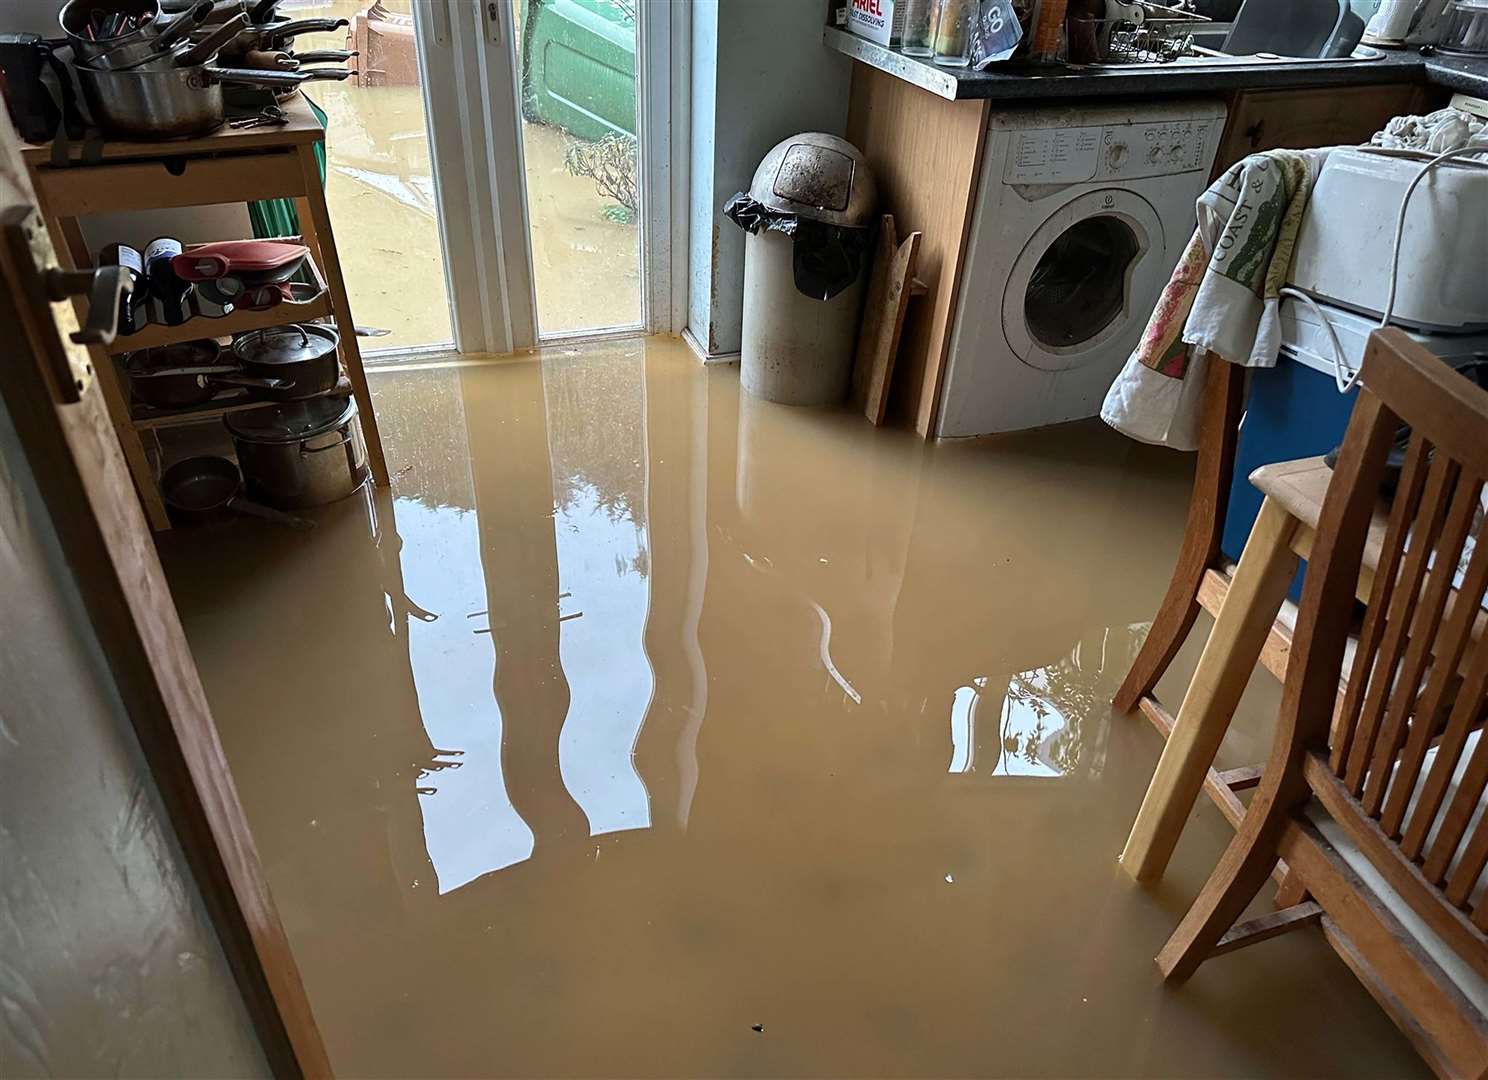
[232,323,338,367]
[225,395,356,443]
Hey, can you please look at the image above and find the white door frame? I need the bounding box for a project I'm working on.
[414,0,687,354]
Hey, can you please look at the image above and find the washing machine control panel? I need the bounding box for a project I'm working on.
[1004,120,1216,184]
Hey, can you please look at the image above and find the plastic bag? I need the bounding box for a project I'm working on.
[723,193,874,301]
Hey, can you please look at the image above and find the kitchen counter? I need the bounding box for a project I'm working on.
[823,26,1488,102]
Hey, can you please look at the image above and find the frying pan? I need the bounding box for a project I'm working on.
[128,360,292,407]
[161,454,311,528]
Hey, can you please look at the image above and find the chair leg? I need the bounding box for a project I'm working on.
[1156,793,1294,983]
[1274,866,1309,908]
[1114,360,1246,714]
[1120,498,1299,882]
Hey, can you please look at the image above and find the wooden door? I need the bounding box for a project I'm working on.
[0,113,331,1077]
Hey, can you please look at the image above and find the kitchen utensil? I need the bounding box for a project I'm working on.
[127,355,291,408]
[232,323,339,399]
[67,0,210,73]
[241,48,296,69]
[160,453,312,528]
[214,17,349,59]
[1066,0,1212,63]
[287,49,356,65]
[155,0,213,48]
[60,0,162,69]
[172,12,250,66]
[1439,0,1488,54]
[74,58,351,138]
[225,396,368,509]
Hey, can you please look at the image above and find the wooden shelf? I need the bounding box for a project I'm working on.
[109,253,331,356]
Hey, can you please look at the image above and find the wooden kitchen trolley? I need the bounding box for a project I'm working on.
[22,94,388,531]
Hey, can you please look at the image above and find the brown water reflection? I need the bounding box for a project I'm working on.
[160,339,1425,1077]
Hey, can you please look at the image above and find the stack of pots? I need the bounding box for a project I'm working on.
[223,323,368,510]
[60,0,355,140]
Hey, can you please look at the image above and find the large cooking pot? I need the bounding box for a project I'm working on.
[231,322,338,400]
[74,54,351,138]
[225,396,368,509]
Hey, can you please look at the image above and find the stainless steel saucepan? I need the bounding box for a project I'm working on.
[60,0,212,71]
[75,57,353,138]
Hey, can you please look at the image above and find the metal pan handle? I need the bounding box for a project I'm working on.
[300,430,353,455]
[174,11,250,66]
[155,1,214,50]
[226,495,315,530]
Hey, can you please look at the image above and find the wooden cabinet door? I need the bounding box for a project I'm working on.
[1214,83,1439,175]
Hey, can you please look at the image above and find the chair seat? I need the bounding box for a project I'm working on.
[1304,728,1488,1017]
[1253,456,1488,615]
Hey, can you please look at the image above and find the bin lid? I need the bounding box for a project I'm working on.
[749,133,876,228]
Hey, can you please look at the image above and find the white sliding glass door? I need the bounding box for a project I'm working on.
[413,0,684,354]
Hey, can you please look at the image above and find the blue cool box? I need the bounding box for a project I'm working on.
[1221,356,1358,601]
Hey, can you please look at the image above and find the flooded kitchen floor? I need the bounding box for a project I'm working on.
[159,337,1425,1078]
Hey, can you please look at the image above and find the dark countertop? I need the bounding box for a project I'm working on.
[823,26,1488,103]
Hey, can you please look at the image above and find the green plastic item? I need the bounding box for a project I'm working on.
[249,97,329,239]
[521,0,636,141]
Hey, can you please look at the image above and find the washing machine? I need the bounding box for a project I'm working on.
[937,100,1227,438]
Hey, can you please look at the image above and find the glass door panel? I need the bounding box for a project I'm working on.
[513,0,643,337]
[277,0,454,351]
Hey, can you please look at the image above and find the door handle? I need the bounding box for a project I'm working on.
[46,265,132,346]
[0,205,131,403]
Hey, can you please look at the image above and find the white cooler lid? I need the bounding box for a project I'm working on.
[1279,295,1488,383]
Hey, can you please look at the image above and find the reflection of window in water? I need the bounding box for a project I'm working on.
[947,630,1139,779]
[398,499,536,894]
[546,354,655,837]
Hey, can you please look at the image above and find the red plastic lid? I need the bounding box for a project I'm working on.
[171,240,309,281]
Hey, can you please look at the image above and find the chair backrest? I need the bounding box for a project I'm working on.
[1279,328,1488,975]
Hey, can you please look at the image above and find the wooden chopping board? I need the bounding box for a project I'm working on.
[851,214,921,426]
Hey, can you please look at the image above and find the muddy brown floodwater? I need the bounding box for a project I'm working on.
[158,338,1427,1078]
[289,0,641,348]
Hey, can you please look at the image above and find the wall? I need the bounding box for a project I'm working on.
[0,396,268,1077]
[687,0,852,359]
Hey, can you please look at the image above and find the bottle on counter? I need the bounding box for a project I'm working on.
[143,237,192,327]
[96,242,146,336]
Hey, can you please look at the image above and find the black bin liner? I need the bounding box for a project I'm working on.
[723,193,873,302]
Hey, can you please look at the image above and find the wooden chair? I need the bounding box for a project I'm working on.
[1156,329,1488,1079]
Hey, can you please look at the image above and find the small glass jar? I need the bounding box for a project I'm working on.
[900,0,936,56]
[932,0,974,67]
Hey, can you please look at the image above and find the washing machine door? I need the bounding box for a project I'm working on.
[1002,189,1167,373]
